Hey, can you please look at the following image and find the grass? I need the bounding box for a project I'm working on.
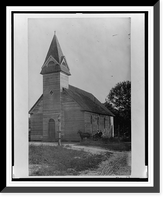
[29,145,110,176]
[77,139,131,152]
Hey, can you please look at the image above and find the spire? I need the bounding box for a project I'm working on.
[40,32,71,75]
[44,31,64,64]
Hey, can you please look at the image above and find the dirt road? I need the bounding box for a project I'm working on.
[64,143,131,176]
[79,151,131,176]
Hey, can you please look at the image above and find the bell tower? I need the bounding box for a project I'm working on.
[40,32,71,141]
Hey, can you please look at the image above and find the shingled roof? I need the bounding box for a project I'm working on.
[29,85,114,116]
[64,85,114,116]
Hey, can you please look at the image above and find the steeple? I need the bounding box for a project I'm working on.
[40,32,71,75]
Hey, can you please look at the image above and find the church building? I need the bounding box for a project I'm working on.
[29,32,114,142]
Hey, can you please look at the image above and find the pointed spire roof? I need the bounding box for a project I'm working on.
[44,31,64,64]
[40,32,71,75]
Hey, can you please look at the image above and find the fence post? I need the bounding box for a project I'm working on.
[58,115,61,146]
[118,125,120,142]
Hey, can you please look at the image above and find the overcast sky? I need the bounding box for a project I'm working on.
[28,17,131,110]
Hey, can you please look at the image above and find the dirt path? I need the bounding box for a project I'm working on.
[79,151,131,176]
[63,143,114,154]
[64,143,131,176]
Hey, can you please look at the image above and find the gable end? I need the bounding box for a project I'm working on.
[29,95,43,114]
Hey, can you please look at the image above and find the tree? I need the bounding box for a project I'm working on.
[104,81,131,139]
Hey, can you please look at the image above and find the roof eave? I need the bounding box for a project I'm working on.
[82,109,114,116]
[29,94,43,114]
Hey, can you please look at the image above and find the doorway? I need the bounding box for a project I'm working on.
[48,119,55,141]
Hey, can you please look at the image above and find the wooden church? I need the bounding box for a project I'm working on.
[29,32,114,142]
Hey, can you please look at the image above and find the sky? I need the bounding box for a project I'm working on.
[28,17,131,110]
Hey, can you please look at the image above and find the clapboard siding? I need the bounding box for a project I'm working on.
[30,113,43,141]
[84,112,92,133]
[84,112,112,136]
[60,72,69,89]
[30,114,43,132]
[84,112,99,134]
[31,135,43,141]
[42,73,61,141]
[62,91,84,141]
[29,96,43,114]
[43,73,61,112]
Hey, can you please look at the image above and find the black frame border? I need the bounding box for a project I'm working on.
[3,2,160,193]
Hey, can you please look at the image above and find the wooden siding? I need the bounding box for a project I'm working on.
[84,112,112,137]
[84,112,101,134]
[42,73,61,141]
[62,91,84,141]
[30,113,43,141]
[31,135,43,141]
[60,72,69,90]
[29,96,43,114]
[84,112,91,133]
[43,73,61,113]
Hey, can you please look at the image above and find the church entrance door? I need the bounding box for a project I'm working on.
[48,119,55,141]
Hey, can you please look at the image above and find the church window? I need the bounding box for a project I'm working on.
[109,117,111,125]
[97,116,99,125]
[97,116,100,129]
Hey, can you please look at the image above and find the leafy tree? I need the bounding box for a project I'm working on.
[104,81,131,139]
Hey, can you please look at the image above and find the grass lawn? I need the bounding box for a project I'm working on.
[29,144,111,176]
[77,139,131,152]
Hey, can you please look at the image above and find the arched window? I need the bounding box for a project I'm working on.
[97,116,99,125]
[49,118,55,123]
